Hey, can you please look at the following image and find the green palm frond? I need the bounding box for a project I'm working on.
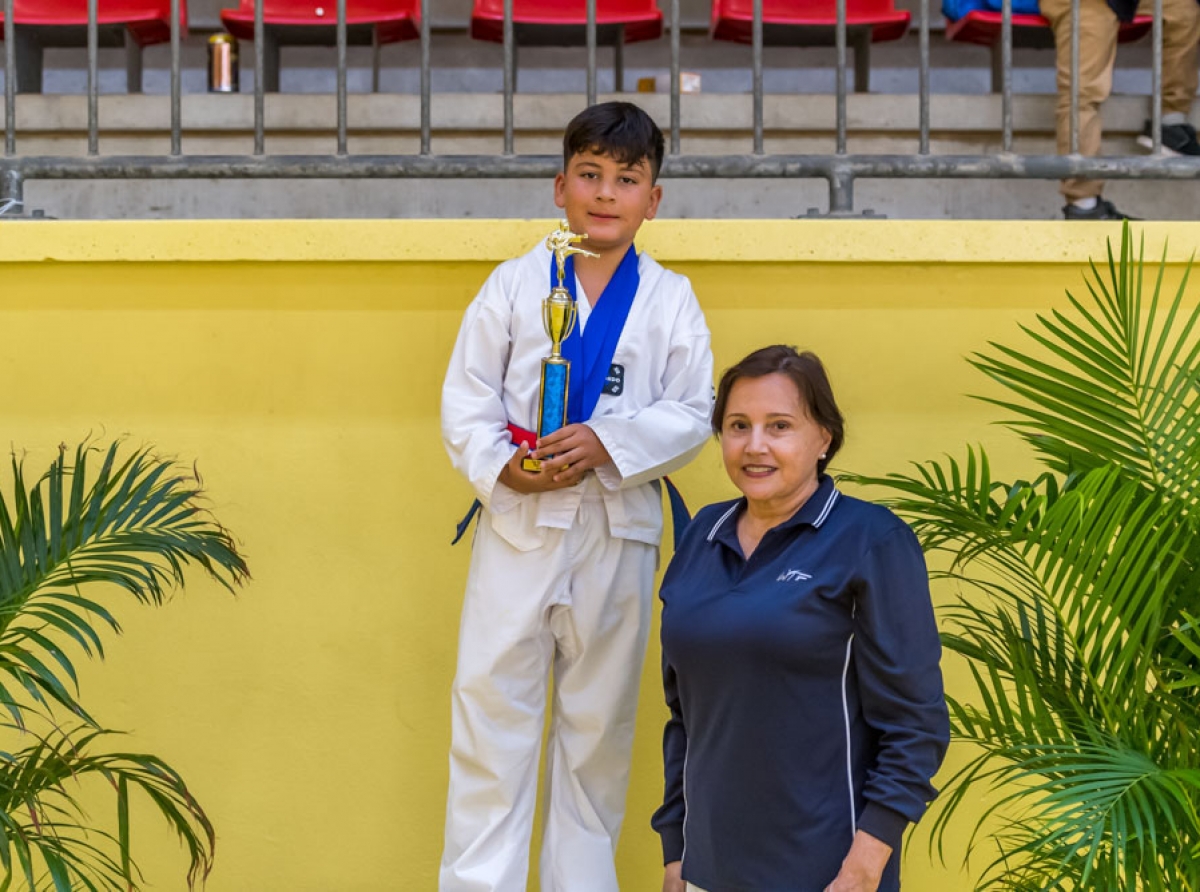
[852,456,1200,721]
[0,438,247,890]
[981,743,1200,891]
[0,720,215,891]
[1020,469,1197,722]
[843,448,1066,627]
[855,456,1200,885]
[1161,610,1200,695]
[849,224,1200,889]
[0,441,249,725]
[969,227,1200,505]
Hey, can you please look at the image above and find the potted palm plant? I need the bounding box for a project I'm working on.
[848,223,1200,890]
[0,440,248,890]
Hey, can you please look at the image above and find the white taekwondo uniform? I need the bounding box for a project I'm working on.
[440,240,713,892]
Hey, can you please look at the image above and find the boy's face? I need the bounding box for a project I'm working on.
[553,150,663,255]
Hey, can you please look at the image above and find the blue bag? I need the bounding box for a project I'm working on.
[943,0,1039,22]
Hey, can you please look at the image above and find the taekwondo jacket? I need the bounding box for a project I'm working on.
[442,240,714,551]
[652,476,949,891]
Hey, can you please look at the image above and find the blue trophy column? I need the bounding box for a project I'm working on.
[539,362,570,438]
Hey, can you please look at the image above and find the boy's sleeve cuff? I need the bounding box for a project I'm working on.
[858,803,910,852]
[659,824,685,864]
[586,421,628,483]
[476,450,514,511]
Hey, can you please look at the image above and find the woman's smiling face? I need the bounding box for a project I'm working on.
[720,372,833,516]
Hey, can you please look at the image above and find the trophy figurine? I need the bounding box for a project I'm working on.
[523,221,599,472]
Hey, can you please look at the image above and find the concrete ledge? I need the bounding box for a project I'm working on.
[4,218,1199,264]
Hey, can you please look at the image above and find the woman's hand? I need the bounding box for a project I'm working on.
[663,860,685,892]
[823,831,892,892]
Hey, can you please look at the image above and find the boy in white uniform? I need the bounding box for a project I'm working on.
[440,102,714,892]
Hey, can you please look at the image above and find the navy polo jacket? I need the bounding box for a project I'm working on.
[652,475,950,892]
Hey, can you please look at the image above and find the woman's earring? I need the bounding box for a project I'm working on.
[820,453,827,459]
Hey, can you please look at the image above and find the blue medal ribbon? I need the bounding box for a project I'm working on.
[552,244,693,545]
[554,244,641,424]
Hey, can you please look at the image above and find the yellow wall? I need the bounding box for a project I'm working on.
[2,219,1197,891]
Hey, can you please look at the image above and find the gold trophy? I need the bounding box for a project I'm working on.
[523,221,599,472]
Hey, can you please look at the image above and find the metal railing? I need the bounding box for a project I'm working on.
[1,0,1196,217]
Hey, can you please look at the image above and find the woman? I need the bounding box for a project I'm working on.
[652,346,949,892]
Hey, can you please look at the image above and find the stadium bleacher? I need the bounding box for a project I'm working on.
[0,0,1194,219]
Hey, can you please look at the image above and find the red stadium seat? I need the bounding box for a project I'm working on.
[0,0,187,92]
[220,0,420,91]
[470,1,664,92]
[945,10,1152,91]
[710,0,911,92]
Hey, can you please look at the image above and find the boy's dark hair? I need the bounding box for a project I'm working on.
[562,101,666,182]
[712,345,845,476]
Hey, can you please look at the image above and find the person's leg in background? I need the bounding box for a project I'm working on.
[1137,0,1200,155]
[1041,0,1134,218]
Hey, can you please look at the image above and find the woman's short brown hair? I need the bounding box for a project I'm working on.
[712,345,845,475]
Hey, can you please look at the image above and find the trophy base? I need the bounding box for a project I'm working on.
[521,457,569,474]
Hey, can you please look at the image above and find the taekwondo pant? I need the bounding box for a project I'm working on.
[440,479,657,892]
[1041,0,1200,201]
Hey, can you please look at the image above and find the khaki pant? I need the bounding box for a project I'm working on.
[1041,0,1200,200]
